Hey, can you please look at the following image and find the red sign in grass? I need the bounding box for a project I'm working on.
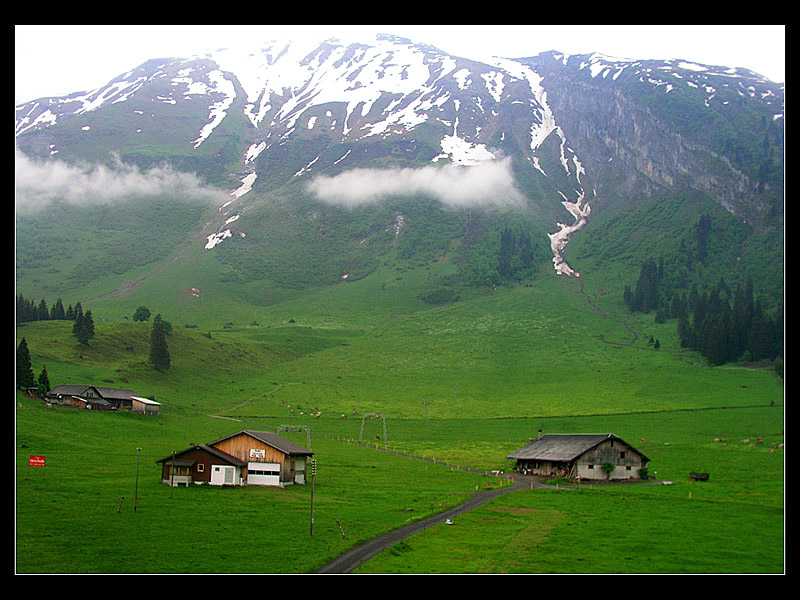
[29,455,45,467]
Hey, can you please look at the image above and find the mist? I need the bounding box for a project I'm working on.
[15,149,228,215]
[306,158,525,209]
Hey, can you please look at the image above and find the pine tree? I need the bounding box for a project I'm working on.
[16,338,35,389]
[50,298,66,320]
[36,299,49,321]
[37,365,50,397]
[72,306,84,336]
[77,310,96,344]
[149,314,171,371]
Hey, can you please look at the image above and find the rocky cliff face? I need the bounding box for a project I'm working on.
[527,51,783,232]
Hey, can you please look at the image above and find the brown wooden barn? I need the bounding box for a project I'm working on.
[507,432,649,480]
[156,430,314,487]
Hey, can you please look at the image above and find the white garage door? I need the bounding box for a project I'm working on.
[247,462,280,486]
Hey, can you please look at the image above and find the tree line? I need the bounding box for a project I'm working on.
[17,294,97,345]
[624,257,783,368]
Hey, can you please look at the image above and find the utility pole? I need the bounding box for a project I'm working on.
[170,450,175,499]
[422,399,430,425]
[134,447,142,513]
[310,459,317,536]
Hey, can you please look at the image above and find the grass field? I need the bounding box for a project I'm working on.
[15,260,784,574]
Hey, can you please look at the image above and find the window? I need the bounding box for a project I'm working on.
[620,451,626,459]
[249,467,280,476]
[588,464,594,469]
[197,464,205,472]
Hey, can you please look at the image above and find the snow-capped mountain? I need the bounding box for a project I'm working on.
[15,34,784,281]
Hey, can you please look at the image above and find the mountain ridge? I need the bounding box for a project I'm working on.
[15,34,783,306]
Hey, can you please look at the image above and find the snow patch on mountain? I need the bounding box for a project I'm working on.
[170,68,237,148]
[492,57,593,275]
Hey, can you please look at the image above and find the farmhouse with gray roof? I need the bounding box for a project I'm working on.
[507,432,649,480]
[157,430,313,488]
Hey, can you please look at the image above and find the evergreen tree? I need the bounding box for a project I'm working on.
[36,299,49,321]
[37,365,50,397]
[149,314,171,371]
[632,258,660,312]
[16,338,35,389]
[72,306,84,336]
[77,310,96,345]
[50,298,66,320]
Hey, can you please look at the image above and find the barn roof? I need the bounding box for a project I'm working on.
[210,430,314,457]
[94,387,137,400]
[506,433,648,462]
[155,444,246,467]
[131,396,161,406]
[48,384,94,396]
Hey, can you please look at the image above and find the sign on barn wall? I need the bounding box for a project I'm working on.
[249,449,265,459]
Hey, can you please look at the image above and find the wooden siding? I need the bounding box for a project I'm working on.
[160,447,226,485]
[212,433,295,482]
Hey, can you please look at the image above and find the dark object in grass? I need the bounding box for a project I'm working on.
[689,472,709,481]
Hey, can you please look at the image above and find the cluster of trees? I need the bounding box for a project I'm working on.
[624,258,783,367]
[677,280,782,366]
[16,294,97,345]
[623,257,663,313]
[16,296,171,375]
[17,295,81,323]
[498,227,536,280]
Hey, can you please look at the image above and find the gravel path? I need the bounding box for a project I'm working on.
[315,474,545,574]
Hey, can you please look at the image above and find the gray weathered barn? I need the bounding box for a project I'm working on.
[506,432,649,480]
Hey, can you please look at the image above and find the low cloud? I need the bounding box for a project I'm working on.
[15,149,228,214]
[306,158,525,209]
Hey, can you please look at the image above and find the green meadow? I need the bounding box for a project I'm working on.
[15,258,784,573]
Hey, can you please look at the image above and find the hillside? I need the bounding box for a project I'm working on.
[15,36,784,317]
[14,33,784,574]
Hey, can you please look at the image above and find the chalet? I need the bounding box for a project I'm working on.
[46,384,102,405]
[131,396,161,415]
[46,384,141,411]
[156,430,314,488]
[506,432,649,480]
[157,444,247,487]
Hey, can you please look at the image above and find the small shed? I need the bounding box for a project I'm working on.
[131,396,161,415]
[507,432,649,480]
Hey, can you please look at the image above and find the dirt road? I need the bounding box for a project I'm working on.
[314,475,543,574]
